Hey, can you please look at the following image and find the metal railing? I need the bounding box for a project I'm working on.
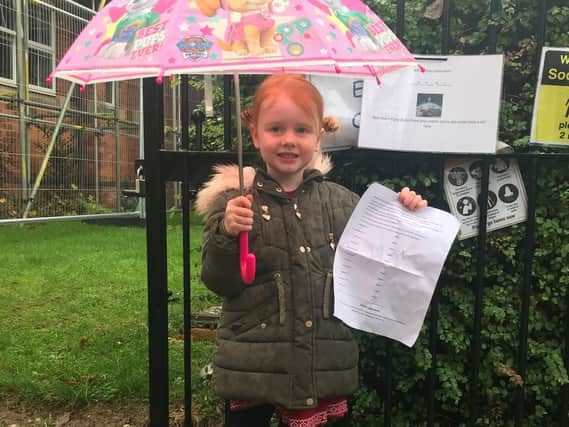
[143,99,569,427]
[144,94,569,427]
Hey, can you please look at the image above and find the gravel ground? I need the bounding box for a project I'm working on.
[0,396,189,427]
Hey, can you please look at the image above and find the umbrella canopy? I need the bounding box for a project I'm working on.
[49,0,418,84]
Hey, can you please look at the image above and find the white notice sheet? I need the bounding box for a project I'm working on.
[333,183,460,347]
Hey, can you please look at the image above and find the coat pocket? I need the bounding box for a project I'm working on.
[322,271,333,320]
[220,273,286,338]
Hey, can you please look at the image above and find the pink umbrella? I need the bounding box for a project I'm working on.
[50,0,417,83]
[50,0,419,284]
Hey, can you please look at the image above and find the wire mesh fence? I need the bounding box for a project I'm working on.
[0,0,192,221]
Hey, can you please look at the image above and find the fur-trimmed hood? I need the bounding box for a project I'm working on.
[195,153,332,217]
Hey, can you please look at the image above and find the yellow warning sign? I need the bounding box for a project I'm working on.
[530,47,569,146]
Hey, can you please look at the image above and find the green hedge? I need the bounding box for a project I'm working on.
[335,3,569,424]
[328,152,568,425]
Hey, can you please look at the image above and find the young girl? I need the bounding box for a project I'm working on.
[195,73,427,427]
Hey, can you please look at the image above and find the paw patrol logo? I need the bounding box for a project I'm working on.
[177,36,212,61]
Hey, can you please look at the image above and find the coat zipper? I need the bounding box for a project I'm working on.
[323,201,335,319]
[274,272,286,325]
[323,271,333,319]
[324,203,336,250]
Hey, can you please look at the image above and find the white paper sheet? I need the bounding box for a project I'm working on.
[333,183,460,347]
[357,55,504,153]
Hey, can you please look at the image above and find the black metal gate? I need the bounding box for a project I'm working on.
[140,1,569,426]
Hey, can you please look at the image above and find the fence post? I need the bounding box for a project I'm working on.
[115,82,122,210]
[143,77,169,427]
[16,0,30,208]
[138,80,145,219]
[223,75,232,151]
[192,109,205,151]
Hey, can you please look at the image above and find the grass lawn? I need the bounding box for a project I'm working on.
[0,214,222,421]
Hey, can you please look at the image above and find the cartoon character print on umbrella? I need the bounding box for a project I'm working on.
[177,36,214,61]
[52,0,418,85]
[314,0,398,53]
[95,0,174,59]
[197,0,278,57]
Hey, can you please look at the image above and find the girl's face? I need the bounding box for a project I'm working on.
[250,94,322,190]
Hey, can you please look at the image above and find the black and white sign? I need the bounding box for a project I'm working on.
[444,158,527,239]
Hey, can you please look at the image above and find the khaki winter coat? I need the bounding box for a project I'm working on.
[195,159,360,410]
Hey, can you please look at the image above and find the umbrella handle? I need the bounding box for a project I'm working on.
[233,73,255,284]
[239,231,256,285]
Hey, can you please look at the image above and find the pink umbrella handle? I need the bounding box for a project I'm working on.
[239,232,256,285]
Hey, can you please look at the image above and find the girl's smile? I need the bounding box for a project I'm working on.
[277,151,299,161]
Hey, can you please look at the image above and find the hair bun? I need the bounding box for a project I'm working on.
[322,116,340,133]
[241,109,252,125]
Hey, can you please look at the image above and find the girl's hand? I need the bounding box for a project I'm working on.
[398,187,428,211]
[222,194,254,237]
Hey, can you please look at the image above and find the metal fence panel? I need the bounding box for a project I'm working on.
[0,0,195,221]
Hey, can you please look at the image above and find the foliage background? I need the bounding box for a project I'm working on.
[186,1,569,425]
[326,152,568,426]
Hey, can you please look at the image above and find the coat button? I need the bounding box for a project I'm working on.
[275,187,283,192]
[299,246,306,253]
[305,320,313,328]
[306,246,311,253]
[260,323,267,329]
[306,398,314,405]
[257,182,263,187]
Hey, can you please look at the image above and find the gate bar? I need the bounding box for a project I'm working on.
[192,109,205,151]
[442,0,451,54]
[144,78,169,427]
[181,74,192,427]
[468,159,490,426]
[384,339,393,426]
[536,0,546,58]
[427,158,446,426]
[562,273,569,425]
[395,0,405,41]
[158,150,569,183]
[223,76,232,151]
[515,157,538,425]
[488,0,500,54]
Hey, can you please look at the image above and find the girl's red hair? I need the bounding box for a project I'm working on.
[242,73,339,133]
